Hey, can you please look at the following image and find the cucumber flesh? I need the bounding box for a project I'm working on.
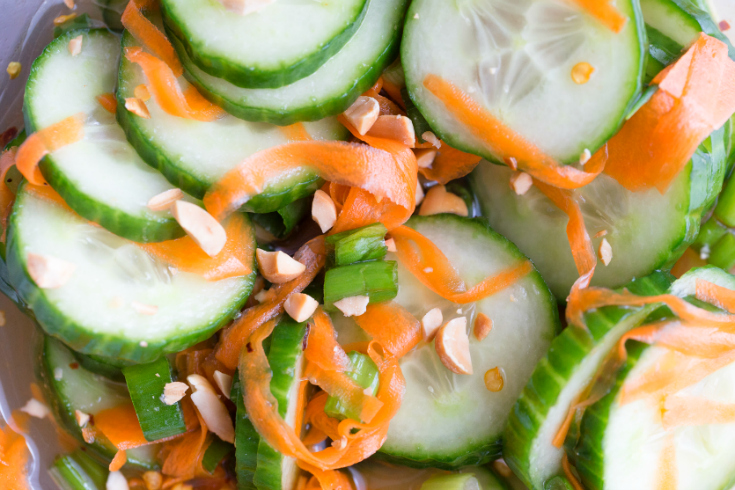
[7,183,255,363]
[41,336,159,470]
[501,272,673,490]
[117,31,348,206]
[23,29,190,243]
[162,0,368,89]
[401,0,645,164]
[175,0,408,125]
[351,461,508,490]
[333,214,560,468]
[471,126,728,299]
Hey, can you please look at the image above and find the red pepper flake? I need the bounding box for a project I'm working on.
[69,362,79,370]
[720,20,731,32]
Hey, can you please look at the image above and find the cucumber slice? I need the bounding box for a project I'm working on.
[231,373,259,490]
[162,0,368,89]
[252,317,308,490]
[49,450,109,490]
[40,336,160,470]
[173,0,408,125]
[401,0,645,164]
[24,29,189,243]
[471,125,729,299]
[352,461,508,490]
[333,215,560,468]
[7,183,255,363]
[502,272,673,490]
[571,267,735,490]
[117,32,348,206]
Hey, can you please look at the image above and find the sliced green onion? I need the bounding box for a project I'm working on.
[715,177,735,227]
[72,352,126,382]
[326,223,388,266]
[402,87,433,144]
[250,197,310,239]
[53,14,94,39]
[122,357,187,442]
[324,260,398,310]
[421,473,481,490]
[202,435,235,474]
[48,450,108,490]
[694,218,728,249]
[325,351,380,421]
[543,476,575,490]
[231,372,260,490]
[708,232,735,270]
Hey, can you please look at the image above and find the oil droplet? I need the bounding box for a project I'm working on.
[484,367,504,392]
[571,62,595,85]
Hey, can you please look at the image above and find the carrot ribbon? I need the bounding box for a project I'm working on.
[121,0,183,77]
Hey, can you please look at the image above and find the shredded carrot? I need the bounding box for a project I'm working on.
[142,212,255,281]
[203,140,416,223]
[0,148,18,241]
[0,421,31,489]
[297,461,355,490]
[124,47,224,122]
[670,247,707,278]
[696,278,735,313]
[15,114,85,185]
[601,34,735,193]
[303,393,341,445]
[663,395,735,428]
[109,450,127,472]
[94,403,150,450]
[305,308,352,373]
[380,78,405,110]
[561,453,585,490]
[215,236,327,370]
[354,302,421,357]
[96,93,118,114]
[422,74,605,189]
[655,433,677,490]
[567,0,627,33]
[121,0,183,77]
[418,144,482,185]
[303,362,383,424]
[390,225,533,303]
[280,123,313,142]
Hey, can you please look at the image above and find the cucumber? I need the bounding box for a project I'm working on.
[7,182,255,363]
[231,372,260,490]
[49,450,109,490]
[502,271,674,490]
[252,317,308,490]
[351,461,508,490]
[401,0,645,164]
[333,214,560,468]
[471,124,728,300]
[117,31,348,206]
[40,335,160,470]
[570,267,735,490]
[173,0,408,125]
[23,29,190,243]
[162,0,368,89]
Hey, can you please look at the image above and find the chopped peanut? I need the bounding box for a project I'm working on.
[187,374,235,443]
[54,368,63,381]
[415,148,437,169]
[415,181,425,207]
[422,131,441,149]
[256,249,306,284]
[435,318,472,375]
[474,313,493,341]
[162,381,189,405]
[368,115,416,146]
[284,293,319,322]
[216,0,275,15]
[53,13,77,26]
[27,253,76,289]
[311,189,337,233]
[599,238,613,266]
[343,96,380,135]
[385,238,397,253]
[421,307,443,341]
[20,398,50,419]
[68,35,83,56]
[82,427,95,444]
[332,436,348,450]
[131,302,157,315]
[571,62,595,84]
[333,295,370,317]
[493,460,513,478]
[0,310,5,327]
[147,188,184,212]
[594,229,608,238]
[142,471,163,490]
[254,288,276,303]
[213,370,233,399]
[125,97,150,119]
[579,148,591,165]
[134,84,151,101]
[484,367,504,392]
[510,172,533,195]
[6,62,21,79]
[419,185,468,217]
[172,201,227,257]
[64,0,75,8]
[106,471,129,490]
[74,410,90,427]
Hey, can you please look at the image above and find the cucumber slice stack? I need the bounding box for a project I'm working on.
[333,215,560,468]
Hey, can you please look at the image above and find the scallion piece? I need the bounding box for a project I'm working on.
[325,351,380,421]
[543,476,575,490]
[715,177,735,227]
[421,473,481,490]
[323,260,398,310]
[326,223,388,266]
[231,371,260,490]
[48,450,108,490]
[122,357,187,442]
[202,435,235,474]
[694,218,728,249]
[708,232,735,270]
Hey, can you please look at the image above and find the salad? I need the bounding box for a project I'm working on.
[1,0,735,489]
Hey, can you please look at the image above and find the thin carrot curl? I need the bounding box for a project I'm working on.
[121,0,183,76]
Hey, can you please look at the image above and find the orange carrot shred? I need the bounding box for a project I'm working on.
[562,453,585,490]
[297,461,355,490]
[109,450,127,472]
[422,74,605,189]
[305,308,352,373]
[354,302,421,358]
[94,403,150,450]
[390,225,533,303]
[96,93,118,114]
[655,433,677,490]
[419,144,482,185]
[0,421,31,489]
[0,147,18,242]
[280,123,313,142]
[16,113,85,185]
[121,0,183,77]
[663,395,735,428]
[670,247,707,278]
[567,0,627,33]
[696,278,735,313]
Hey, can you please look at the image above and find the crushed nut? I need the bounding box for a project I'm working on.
[213,370,233,399]
[106,471,129,490]
[333,295,370,317]
[421,131,441,149]
[82,427,95,444]
[172,201,227,257]
[134,84,151,101]
[64,0,75,8]
[284,293,319,322]
[509,172,533,195]
[54,367,63,381]
[147,188,184,212]
[125,97,150,119]
[68,35,83,56]
[311,190,337,233]
[27,253,76,289]
[256,249,306,284]
[419,185,468,217]
[142,471,163,490]
[53,13,77,26]
[75,409,90,427]
[474,313,493,341]
[20,398,50,419]
[216,0,275,16]
[435,318,473,375]
[385,238,396,253]
[332,436,348,450]
[162,381,189,405]
[415,148,437,169]
[594,229,608,238]
[484,367,505,392]
[598,238,613,266]
[343,96,380,135]
[368,115,416,146]
[6,62,21,79]
[0,310,5,327]
[187,374,235,443]
[131,302,158,315]
[415,181,425,207]
[579,148,591,166]
[254,288,276,303]
[421,307,443,341]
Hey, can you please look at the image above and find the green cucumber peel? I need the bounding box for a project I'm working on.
[49,450,109,490]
